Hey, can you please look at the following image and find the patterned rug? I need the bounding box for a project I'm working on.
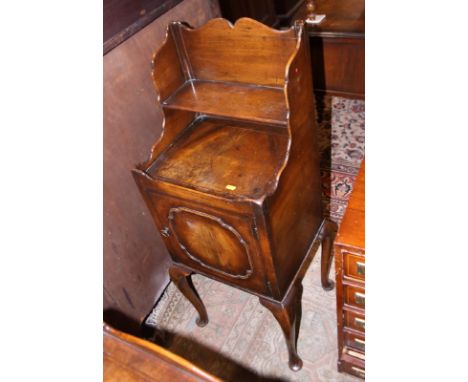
[317,96,365,223]
[146,96,365,381]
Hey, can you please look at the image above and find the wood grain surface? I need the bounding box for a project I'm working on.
[336,160,365,249]
[293,0,364,37]
[133,17,336,371]
[149,118,289,199]
[334,159,365,379]
[104,323,221,381]
[179,18,297,86]
[162,81,288,126]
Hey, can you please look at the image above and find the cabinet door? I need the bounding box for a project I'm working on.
[147,191,269,295]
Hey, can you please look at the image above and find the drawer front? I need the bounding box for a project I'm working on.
[344,285,365,309]
[340,347,365,379]
[344,310,365,332]
[342,362,365,379]
[350,366,365,379]
[343,251,365,281]
[344,331,365,353]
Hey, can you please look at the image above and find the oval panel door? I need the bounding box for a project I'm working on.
[168,207,253,279]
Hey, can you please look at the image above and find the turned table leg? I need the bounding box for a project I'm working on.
[321,219,337,291]
[259,282,304,371]
[169,265,209,327]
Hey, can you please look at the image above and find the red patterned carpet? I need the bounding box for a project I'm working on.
[146,96,365,381]
[317,96,365,223]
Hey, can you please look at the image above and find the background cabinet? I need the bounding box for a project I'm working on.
[219,0,365,98]
[335,160,365,378]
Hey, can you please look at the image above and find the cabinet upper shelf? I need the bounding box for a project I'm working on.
[139,18,310,200]
[162,80,288,126]
[151,18,300,126]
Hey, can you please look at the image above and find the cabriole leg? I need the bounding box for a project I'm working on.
[169,265,209,327]
[259,283,304,371]
[321,219,337,291]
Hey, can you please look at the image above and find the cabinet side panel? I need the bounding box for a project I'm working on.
[144,109,196,167]
[152,32,186,101]
[267,28,323,296]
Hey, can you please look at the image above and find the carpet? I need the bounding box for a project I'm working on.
[317,96,365,223]
[145,96,365,381]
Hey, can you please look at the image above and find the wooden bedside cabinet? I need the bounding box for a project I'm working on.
[132,17,336,371]
[335,160,365,378]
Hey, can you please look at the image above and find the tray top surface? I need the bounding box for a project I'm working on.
[149,117,289,200]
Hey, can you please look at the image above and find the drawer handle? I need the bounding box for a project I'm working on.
[356,261,365,276]
[353,338,365,351]
[355,317,365,329]
[351,366,365,378]
[347,349,365,360]
[354,292,365,306]
[160,227,171,238]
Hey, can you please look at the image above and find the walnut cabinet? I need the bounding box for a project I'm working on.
[132,17,335,371]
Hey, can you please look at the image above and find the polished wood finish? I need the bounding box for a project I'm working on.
[343,284,365,309]
[178,21,297,87]
[344,330,365,353]
[169,265,209,327]
[264,17,325,298]
[104,0,220,336]
[103,323,220,381]
[297,0,364,36]
[292,0,365,98]
[309,36,364,98]
[344,310,365,332]
[149,118,289,198]
[343,251,365,281]
[334,160,365,378]
[259,282,304,371]
[133,17,335,371]
[217,0,364,98]
[162,81,288,125]
[321,220,337,290]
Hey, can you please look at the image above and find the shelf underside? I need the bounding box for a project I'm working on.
[149,117,289,200]
[162,80,288,126]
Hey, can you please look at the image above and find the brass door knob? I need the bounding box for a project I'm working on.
[160,227,171,238]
